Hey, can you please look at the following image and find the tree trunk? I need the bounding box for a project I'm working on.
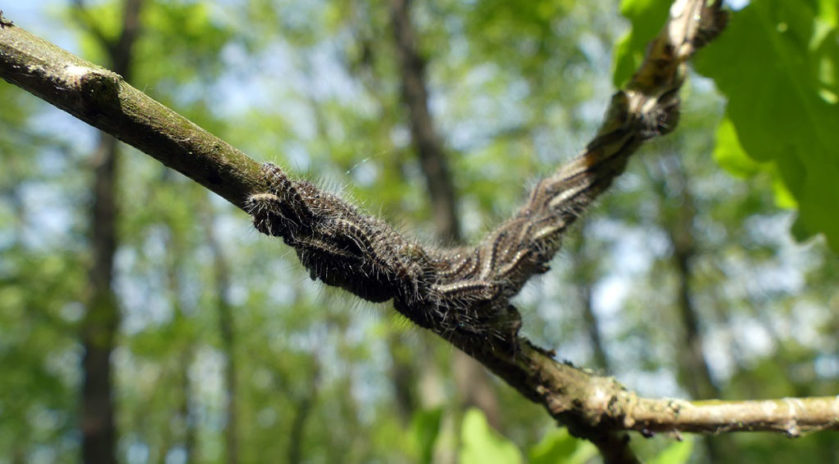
[659,157,719,400]
[162,209,196,464]
[570,224,611,372]
[648,155,724,462]
[81,131,119,464]
[179,348,196,463]
[389,0,501,431]
[389,0,460,244]
[203,201,239,464]
[79,1,143,462]
[287,365,320,464]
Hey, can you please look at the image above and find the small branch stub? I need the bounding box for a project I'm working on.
[0,11,14,28]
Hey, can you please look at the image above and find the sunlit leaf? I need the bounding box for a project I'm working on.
[411,407,443,464]
[695,0,839,249]
[649,439,693,464]
[459,409,523,464]
[613,0,671,86]
[528,428,597,464]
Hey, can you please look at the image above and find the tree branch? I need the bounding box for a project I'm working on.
[0,15,264,209]
[3,2,836,458]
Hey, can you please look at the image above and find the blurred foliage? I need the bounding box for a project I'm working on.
[528,427,597,464]
[649,439,694,464]
[1,0,838,463]
[696,0,839,251]
[410,407,443,464]
[616,0,839,251]
[459,409,522,464]
[612,0,670,86]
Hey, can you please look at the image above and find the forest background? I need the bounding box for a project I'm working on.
[1,0,838,463]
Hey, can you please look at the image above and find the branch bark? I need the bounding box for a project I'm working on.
[2,2,837,461]
[0,12,264,209]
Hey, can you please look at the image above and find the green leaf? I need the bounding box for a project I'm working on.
[712,116,797,209]
[695,0,839,250]
[712,116,763,178]
[410,407,443,464]
[528,428,597,464]
[648,439,694,464]
[459,409,523,464]
[613,0,671,86]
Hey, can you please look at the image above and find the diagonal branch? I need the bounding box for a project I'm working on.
[2,4,837,462]
[0,13,264,209]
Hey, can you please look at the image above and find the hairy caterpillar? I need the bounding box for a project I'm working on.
[245,0,725,349]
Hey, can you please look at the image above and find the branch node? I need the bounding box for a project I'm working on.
[0,11,13,28]
[77,68,121,110]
